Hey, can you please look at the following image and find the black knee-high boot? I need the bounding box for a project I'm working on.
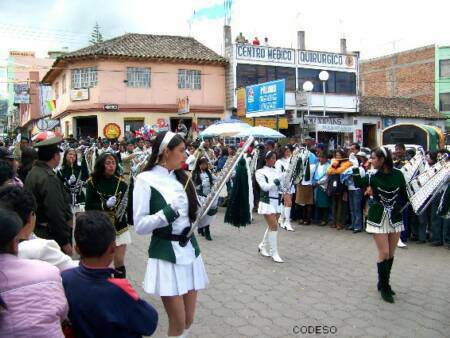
[377,257,396,295]
[204,225,212,241]
[114,265,126,279]
[377,260,394,303]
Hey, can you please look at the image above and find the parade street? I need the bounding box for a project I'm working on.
[126,210,450,338]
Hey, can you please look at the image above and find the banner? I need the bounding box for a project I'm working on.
[246,79,285,118]
[240,117,288,129]
[236,88,246,117]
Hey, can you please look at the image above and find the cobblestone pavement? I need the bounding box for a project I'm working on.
[126,210,450,338]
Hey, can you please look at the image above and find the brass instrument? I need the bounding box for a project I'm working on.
[179,136,255,246]
[401,152,426,183]
[402,154,449,214]
[280,147,305,193]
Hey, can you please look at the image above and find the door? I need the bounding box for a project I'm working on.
[363,123,377,148]
[76,116,98,139]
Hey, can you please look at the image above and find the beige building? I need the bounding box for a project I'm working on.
[42,33,228,139]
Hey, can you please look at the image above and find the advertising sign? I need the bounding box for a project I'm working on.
[14,83,30,104]
[245,79,285,118]
[177,96,190,115]
[236,88,246,117]
[316,123,354,133]
[103,123,121,139]
[70,88,89,101]
[298,51,357,70]
[236,45,295,65]
[240,117,288,129]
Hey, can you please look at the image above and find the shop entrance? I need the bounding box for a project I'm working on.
[363,123,377,149]
[75,116,98,139]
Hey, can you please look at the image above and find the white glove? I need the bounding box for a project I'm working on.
[349,153,359,167]
[16,133,21,142]
[69,174,77,185]
[106,196,117,208]
[170,195,185,214]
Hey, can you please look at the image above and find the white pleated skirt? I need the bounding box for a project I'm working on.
[258,199,282,215]
[143,255,209,297]
[366,213,404,234]
[116,229,132,246]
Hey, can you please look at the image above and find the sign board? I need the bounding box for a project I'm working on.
[9,51,35,57]
[103,123,121,139]
[316,123,354,133]
[156,118,170,131]
[246,79,285,118]
[382,118,396,128]
[70,88,89,101]
[240,117,288,129]
[236,88,246,117]
[103,104,119,111]
[303,116,345,125]
[36,118,60,131]
[298,51,356,70]
[13,84,30,104]
[177,96,190,115]
[236,45,295,65]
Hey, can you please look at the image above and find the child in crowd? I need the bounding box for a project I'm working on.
[62,211,158,337]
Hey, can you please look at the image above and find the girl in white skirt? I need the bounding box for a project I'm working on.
[352,147,408,303]
[275,145,295,231]
[134,131,208,338]
[255,151,284,263]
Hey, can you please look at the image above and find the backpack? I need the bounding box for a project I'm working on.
[327,174,344,196]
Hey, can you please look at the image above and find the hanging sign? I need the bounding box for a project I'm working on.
[103,123,121,139]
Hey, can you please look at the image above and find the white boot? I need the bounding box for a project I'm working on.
[283,207,294,231]
[397,238,407,248]
[168,333,184,338]
[258,227,271,257]
[278,205,285,228]
[268,231,284,263]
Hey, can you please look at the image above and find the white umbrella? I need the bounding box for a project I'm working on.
[237,126,285,139]
[200,119,251,138]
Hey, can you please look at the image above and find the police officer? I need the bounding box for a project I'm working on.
[25,136,73,255]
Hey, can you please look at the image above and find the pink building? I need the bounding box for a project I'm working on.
[42,33,228,139]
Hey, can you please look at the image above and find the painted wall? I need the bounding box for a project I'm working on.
[51,59,226,117]
[436,46,450,129]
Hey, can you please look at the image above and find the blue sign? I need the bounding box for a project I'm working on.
[245,79,285,118]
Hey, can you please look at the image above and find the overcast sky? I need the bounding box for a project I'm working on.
[0,0,449,94]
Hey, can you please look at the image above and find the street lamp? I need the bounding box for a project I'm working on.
[302,80,313,116]
[319,70,329,117]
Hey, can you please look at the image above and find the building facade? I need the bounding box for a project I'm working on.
[42,34,227,139]
[360,45,450,132]
[436,46,450,131]
[224,27,359,146]
[6,51,54,135]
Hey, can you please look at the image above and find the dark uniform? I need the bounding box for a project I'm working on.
[85,175,129,236]
[57,156,89,205]
[25,137,72,249]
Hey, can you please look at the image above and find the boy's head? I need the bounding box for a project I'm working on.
[0,186,37,239]
[75,211,115,262]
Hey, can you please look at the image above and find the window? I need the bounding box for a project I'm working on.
[127,67,151,87]
[55,81,59,99]
[71,67,97,89]
[439,93,450,111]
[62,74,66,93]
[297,68,356,94]
[178,69,201,89]
[236,64,296,91]
[440,60,450,78]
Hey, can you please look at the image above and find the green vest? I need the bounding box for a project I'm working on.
[148,187,200,264]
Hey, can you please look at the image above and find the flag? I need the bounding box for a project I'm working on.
[192,2,229,21]
[47,99,56,112]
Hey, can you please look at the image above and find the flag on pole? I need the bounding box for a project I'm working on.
[47,99,56,112]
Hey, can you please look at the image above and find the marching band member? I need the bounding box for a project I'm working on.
[133,131,208,338]
[256,151,284,263]
[85,153,131,278]
[295,136,317,225]
[57,148,89,206]
[192,157,217,241]
[275,145,295,231]
[352,147,407,303]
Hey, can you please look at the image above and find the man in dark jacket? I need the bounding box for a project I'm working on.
[25,136,73,254]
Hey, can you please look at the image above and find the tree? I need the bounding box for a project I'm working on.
[89,22,103,45]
